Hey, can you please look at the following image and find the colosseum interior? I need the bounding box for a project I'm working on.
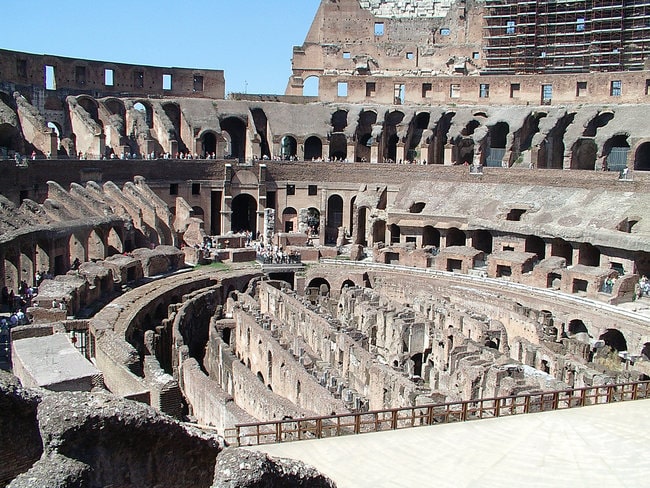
[2,0,650,486]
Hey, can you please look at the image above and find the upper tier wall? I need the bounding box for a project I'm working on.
[0,49,225,100]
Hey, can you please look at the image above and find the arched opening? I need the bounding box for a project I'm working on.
[220,117,246,160]
[133,101,153,129]
[107,227,123,255]
[88,229,105,261]
[162,102,186,153]
[331,110,348,133]
[303,76,319,97]
[306,277,330,303]
[599,329,628,352]
[326,194,344,244]
[282,207,298,232]
[422,226,441,248]
[192,206,205,218]
[329,133,347,161]
[583,111,614,137]
[355,110,377,162]
[486,121,508,166]
[306,207,320,236]
[78,97,102,127]
[251,108,271,159]
[281,135,297,160]
[604,134,629,172]
[372,219,385,247]
[570,138,597,170]
[389,224,400,244]
[578,243,600,267]
[551,238,573,265]
[341,279,355,290]
[568,319,589,337]
[446,228,466,247]
[428,112,454,165]
[202,132,217,156]
[473,230,493,254]
[304,136,322,161]
[382,111,404,163]
[231,194,258,234]
[406,112,430,162]
[634,142,650,170]
[525,235,546,260]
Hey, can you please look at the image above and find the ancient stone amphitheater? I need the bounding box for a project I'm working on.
[2,1,650,486]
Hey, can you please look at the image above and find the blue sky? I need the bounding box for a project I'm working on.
[2,0,321,95]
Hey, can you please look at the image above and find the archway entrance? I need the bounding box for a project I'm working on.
[202,132,217,156]
[231,194,257,234]
[281,136,297,160]
[221,117,246,161]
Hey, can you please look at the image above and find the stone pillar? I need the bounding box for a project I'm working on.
[572,247,580,266]
[397,142,407,163]
[370,143,379,164]
[347,143,355,162]
[169,140,178,158]
[49,131,58,159]
[97,133,106,159]
[444,143,454,165]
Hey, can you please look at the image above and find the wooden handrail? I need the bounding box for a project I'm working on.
[224,380,650,446]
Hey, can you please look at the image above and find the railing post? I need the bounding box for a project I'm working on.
[235,427,241,447]
[607,385,614,404]
[316,418,323,439]
[580,388,587,407]
[427,406,434,425]
[495,399,501,418]
[461,402,468,421]
[354,414,361,434]
[524,395,530,414]
[276,422,282,443]
[392,410,398,430]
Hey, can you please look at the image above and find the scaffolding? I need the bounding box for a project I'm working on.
[482,0,650,74]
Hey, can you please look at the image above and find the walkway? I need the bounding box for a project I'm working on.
[251,399,650,488]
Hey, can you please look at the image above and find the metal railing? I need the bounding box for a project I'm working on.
[224,381,650,446]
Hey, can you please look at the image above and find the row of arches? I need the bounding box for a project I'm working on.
[1,224,130,292]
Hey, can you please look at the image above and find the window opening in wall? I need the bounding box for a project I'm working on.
[610,80,622,96]
[343,51,351,59]
[286,184,295,195]
[134,71,144,89]
[572,279,588,293]
[338,82,348,97]
[17,59,27,78]
[450,84,460,98]
[479,83,490,98]
[577,17,585,31]
[193,75,204,92]
[163,74,172,90]
[576,81,587,97]
[506,20,515,35]
[169,183,178,195]
[472,52,480,60]
[374,22,384,36]
[503,245,514,251]
[308,185,317,196]
[394,84,405,104]
[506,208,526,221]
[366,82,376,97]
[440,28,450,36]
[542,84,553,105]
[406,52,414,60]
[422,83,432,98]
[510,83,520,98]
[646,79,650,95]
[45,65,56,90]
[497,265,512,277]
[104,68,114,86]
[75,66,87,86]
[191,183,200,195]
[406,236,416,243]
